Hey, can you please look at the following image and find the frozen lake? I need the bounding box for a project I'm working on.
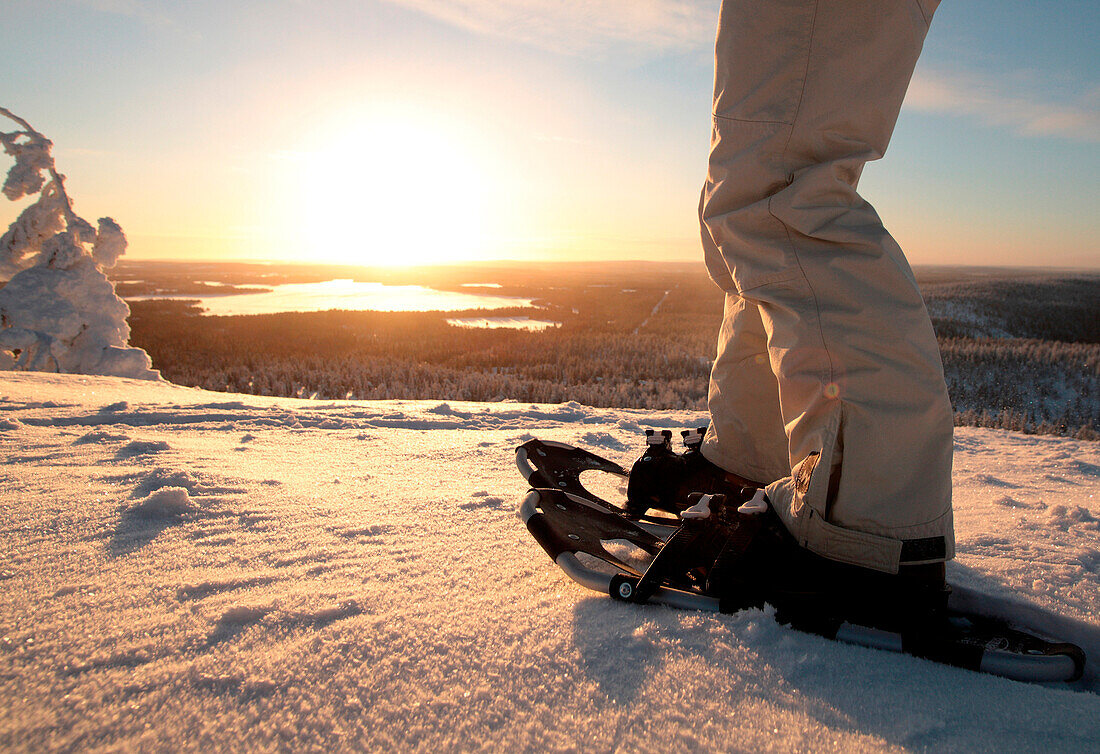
[446,316,560,331]
[127,279,537,316]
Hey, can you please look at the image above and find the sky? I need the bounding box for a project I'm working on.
[1,0,1098,269]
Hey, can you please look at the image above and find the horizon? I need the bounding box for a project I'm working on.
[113,257,1100,273]
[3,1,1099,269]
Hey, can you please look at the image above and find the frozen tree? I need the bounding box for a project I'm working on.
[0,107,158,379]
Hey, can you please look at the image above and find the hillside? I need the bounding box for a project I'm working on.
[1,372,1099,751]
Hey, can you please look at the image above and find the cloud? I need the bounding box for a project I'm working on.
[908,68,1100,143]
[71,0,174,26]
[378,0,717,56]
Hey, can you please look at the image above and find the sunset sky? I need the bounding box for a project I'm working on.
[2,0,1098,268]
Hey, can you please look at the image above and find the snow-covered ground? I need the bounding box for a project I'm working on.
[1,372,1098,751]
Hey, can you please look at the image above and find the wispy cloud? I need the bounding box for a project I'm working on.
[908,68,1100,143]
[72,0,174,27]
[378,0,716,56]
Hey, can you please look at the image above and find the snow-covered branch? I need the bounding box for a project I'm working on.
[0,107,159,380]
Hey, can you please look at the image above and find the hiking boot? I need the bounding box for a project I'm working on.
[708,503,950,631]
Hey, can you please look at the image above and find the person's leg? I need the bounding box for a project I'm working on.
[701,0,953,573]
[701,218,789,485]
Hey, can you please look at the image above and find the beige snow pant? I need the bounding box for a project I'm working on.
[699,0,954,573]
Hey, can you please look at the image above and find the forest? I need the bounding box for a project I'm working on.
[122,262,1100,440]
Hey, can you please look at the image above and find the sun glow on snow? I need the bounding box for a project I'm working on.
[298,115,492,266]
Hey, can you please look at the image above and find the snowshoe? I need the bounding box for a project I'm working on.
[516,435,1087,684]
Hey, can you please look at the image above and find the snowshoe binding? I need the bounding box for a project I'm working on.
[625,428,762,516]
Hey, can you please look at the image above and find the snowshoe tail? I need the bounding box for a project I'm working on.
[806,612,1086,684]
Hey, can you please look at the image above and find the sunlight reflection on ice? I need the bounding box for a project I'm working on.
[446,316,560,331]
[128,279,534,316]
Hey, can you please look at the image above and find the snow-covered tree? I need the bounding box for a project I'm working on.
[0,107,158,379]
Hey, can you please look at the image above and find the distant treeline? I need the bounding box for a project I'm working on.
[127,268,1100,440]
[925,276,1100,343]
[941,338,1098,439]
[131,304,714,410]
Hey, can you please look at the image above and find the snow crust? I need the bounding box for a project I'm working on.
[0,372,1098,751]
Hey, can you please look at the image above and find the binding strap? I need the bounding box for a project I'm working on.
[798,508,949,574]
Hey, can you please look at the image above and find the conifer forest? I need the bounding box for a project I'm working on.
[121,262,1100,440]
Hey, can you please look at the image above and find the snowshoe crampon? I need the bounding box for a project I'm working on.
[517,439,1087,685]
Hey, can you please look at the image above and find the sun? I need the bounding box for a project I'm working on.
[297,113,492,267]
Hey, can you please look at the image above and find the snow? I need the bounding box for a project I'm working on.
[129,487,196,518]
[0,371,1098,750]
[0,130,52,201]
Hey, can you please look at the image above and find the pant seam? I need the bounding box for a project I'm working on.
[767,0,835,389]
[728,266,802,293]
[778,0,820,157]
[767,204,836,388]
[713,113,792,127]
[913,0,932,26]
